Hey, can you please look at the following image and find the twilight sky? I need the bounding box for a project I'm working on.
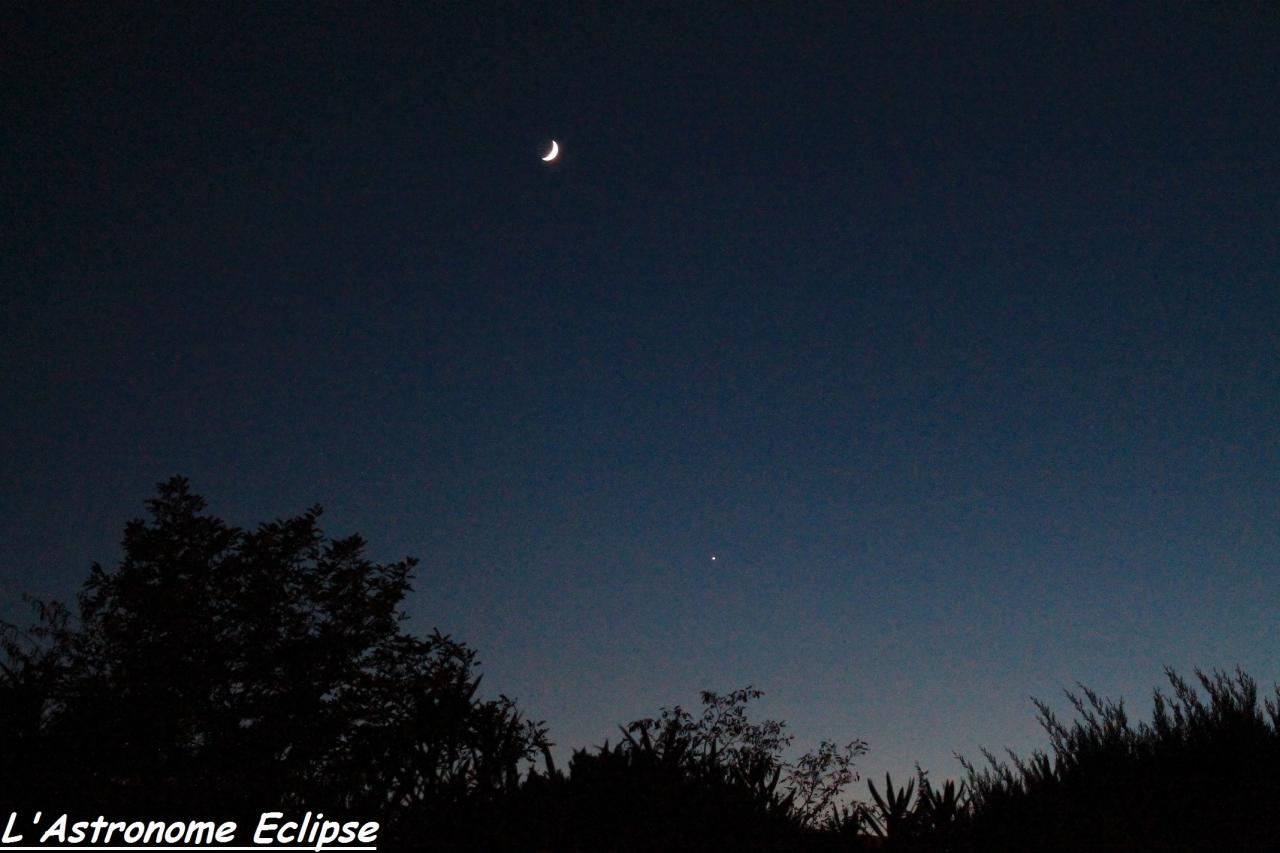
[4,3,1278,785]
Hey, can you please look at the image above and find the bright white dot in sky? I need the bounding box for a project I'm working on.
[711,555,717,561]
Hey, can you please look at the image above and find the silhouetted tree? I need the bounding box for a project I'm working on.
[0,477,547,838]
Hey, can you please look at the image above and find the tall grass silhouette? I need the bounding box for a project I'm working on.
[956,668,1280,852]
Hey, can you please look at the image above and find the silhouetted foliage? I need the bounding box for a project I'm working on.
[0,477,547,841]
[6,478,1277,851]
[957,668,1280,852]
[490,687,869,852]
[856,768,969,853]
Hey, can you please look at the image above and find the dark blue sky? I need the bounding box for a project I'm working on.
[4,3,1278,783]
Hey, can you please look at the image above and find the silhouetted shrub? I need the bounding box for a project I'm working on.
[491,687,870,852]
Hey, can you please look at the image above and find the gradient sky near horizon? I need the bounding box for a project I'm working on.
[4,3,1278,786]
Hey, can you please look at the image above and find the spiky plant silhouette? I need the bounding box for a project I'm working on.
[867,772,917,844]
[958,668,1280,852]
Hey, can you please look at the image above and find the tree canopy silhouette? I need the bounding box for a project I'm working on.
[0,477,547,829]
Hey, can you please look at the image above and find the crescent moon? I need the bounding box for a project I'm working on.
[541,140,559,162]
